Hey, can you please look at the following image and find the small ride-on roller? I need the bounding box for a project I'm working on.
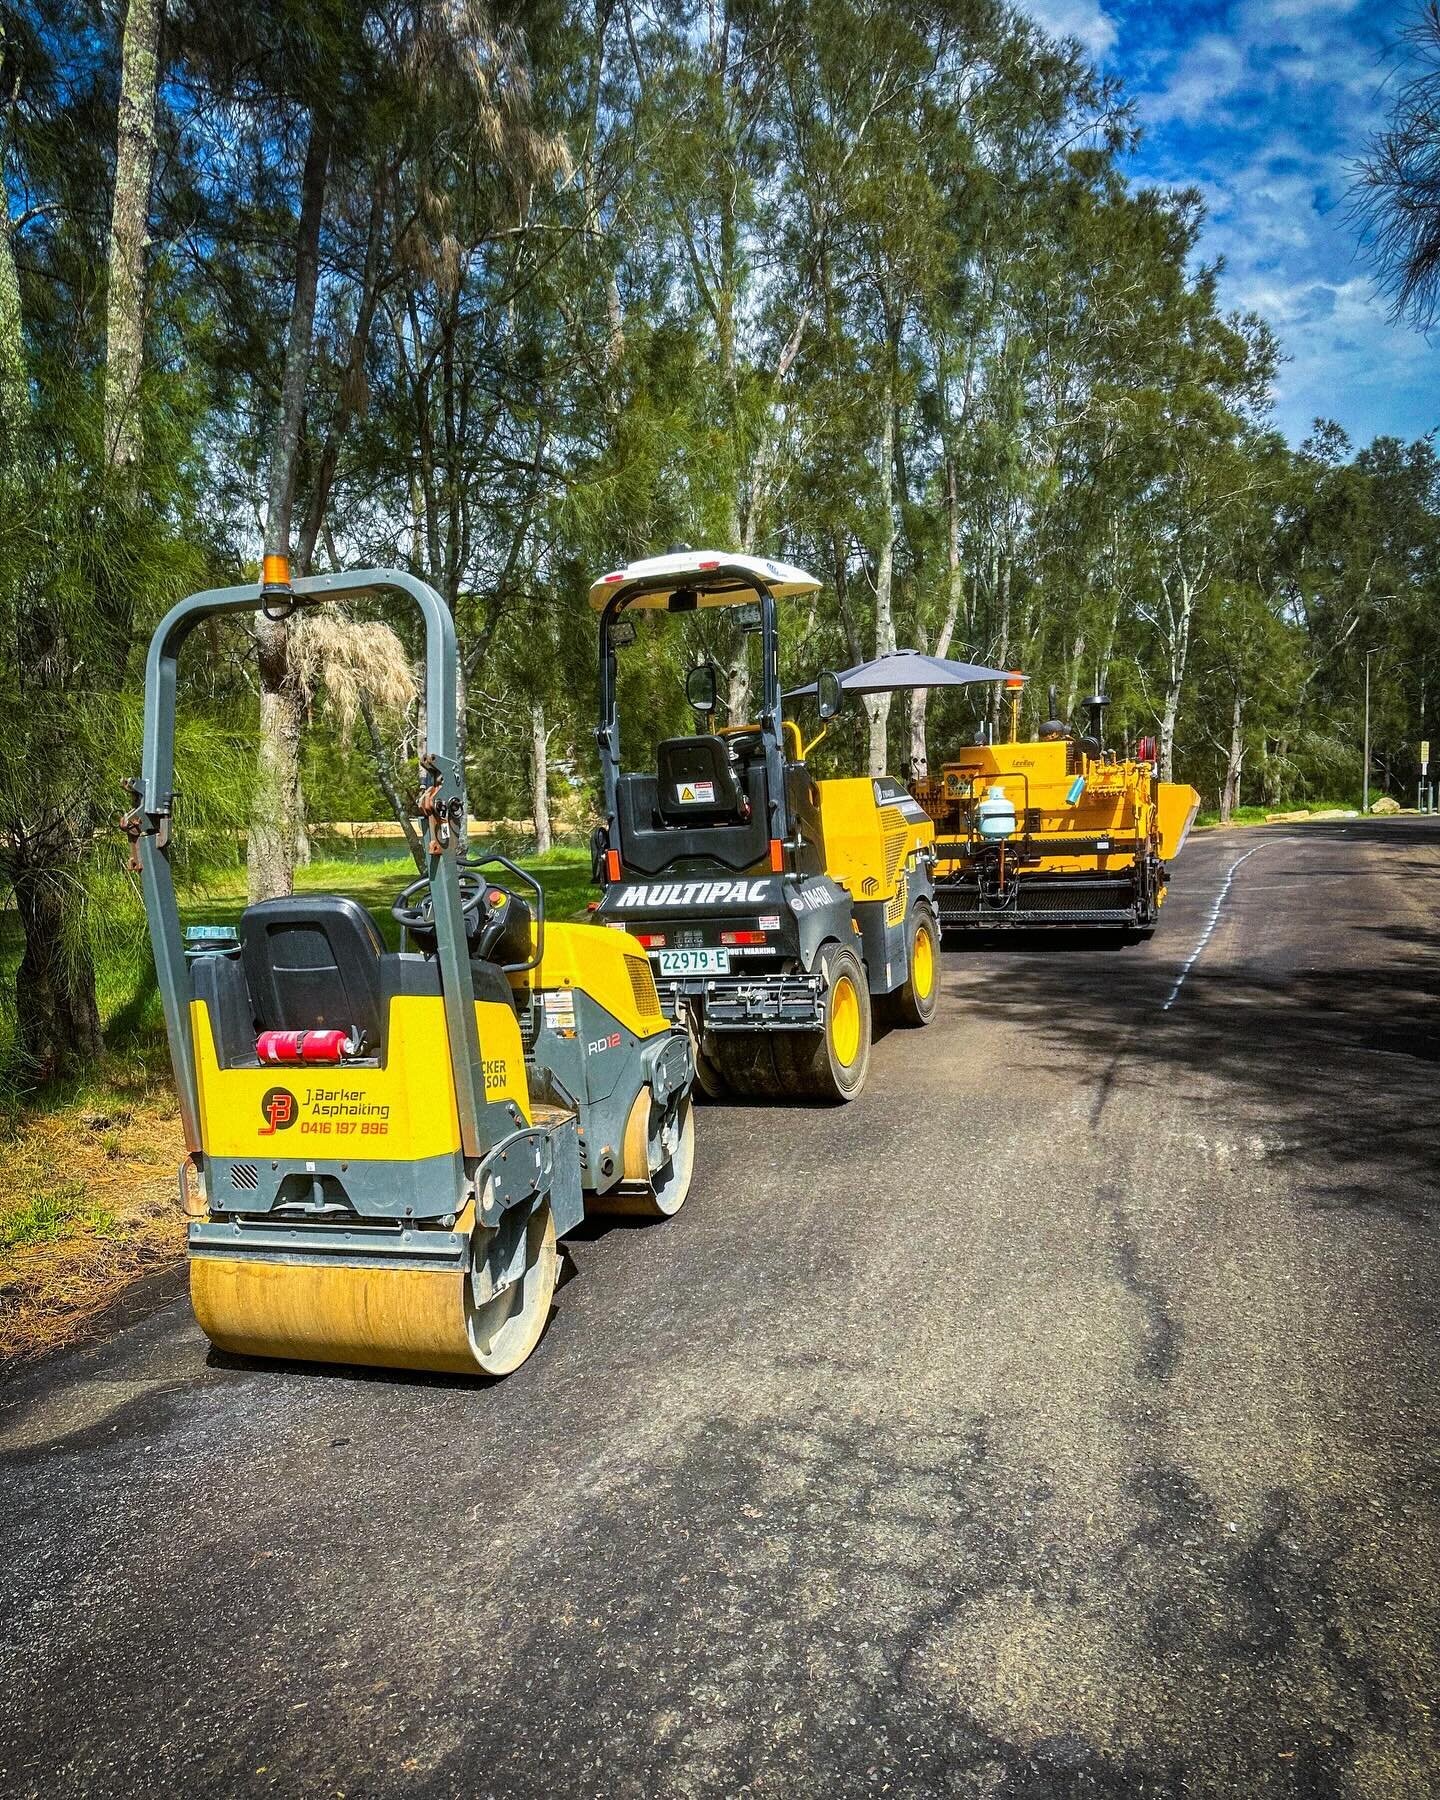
[128,563,696,1377]
[589,549,941,1102]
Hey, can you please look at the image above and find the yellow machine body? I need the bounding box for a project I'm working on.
[591,547,942,1102]
[517,921,670,1035]
[192,993,530,1163]
[1153,780,1200,862]
[807,775,938,906]
[913,736,1199,932]
[144,568,697,1382]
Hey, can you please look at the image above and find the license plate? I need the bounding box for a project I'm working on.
[656,947,730,976]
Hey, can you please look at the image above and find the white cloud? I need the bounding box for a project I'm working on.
[1144,0,1390,127]
[1145,33,1250,123]
[1121,0,1437,443]
[1021,0,1118,61]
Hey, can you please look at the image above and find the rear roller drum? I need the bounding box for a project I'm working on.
[687,1007,730,1100]
[466,1199,557,1376]
[704,1030,785,1097]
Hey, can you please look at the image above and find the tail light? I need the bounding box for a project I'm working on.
[635,932,667,948]
[721,930,767,946]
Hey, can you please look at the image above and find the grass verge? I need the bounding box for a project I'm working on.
[0,1075,186,1370]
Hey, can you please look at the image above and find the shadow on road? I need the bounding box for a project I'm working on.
[944,822,1439,1222]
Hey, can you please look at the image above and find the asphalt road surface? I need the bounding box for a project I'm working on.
[3,819,1438,1799]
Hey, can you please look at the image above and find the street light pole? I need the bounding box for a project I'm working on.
[1363,647,1380,814]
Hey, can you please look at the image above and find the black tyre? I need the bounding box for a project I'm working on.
[886,902,940,1028]
[777,943,872,1102]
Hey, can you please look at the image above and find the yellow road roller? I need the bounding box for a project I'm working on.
[589,549,940,1101]
[912,683,1200,936]
[126,563,696,1376]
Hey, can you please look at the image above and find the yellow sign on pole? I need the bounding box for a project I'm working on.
[1422,739,1431,771]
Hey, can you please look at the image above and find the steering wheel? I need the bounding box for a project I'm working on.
[391,868,488,947]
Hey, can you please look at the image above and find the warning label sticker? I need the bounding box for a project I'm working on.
[543,988,577,1034]
[675,781,715,804]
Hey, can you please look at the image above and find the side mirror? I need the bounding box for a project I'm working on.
[686,662,718,715]
[815,670,844,721]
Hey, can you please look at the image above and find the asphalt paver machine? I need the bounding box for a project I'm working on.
[912,683,1200,935]
[589,550,940,1101]
[128,563,696,1377]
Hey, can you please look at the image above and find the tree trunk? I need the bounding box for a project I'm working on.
[359,690,425,871]
[1064,631,1085,722]
[0,109,24,430]
[1219,691,1244,823]
[454,656,470,849]
[726,622,751,726]
[1157,572,1196,784]
[909,455,962,780]
[866,359,897,777]
[250,621,305,900]
[988,553,1012,735]
[249,107,332,904]
[530,700,553,854]
[103,0,163,481]
[294,168,387,575]
[1265,734,1287,808]
[12,855,105,1080]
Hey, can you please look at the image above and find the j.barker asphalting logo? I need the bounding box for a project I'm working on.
[257,1083,392,1138]
[259,1086,298,1135]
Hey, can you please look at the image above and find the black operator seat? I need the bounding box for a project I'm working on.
[655,735,750,825]
[239,894,385,1050]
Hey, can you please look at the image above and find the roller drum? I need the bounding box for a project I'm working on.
[190,1201,557,1378]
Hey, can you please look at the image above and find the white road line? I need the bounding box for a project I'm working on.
[1162,843,1276,1012]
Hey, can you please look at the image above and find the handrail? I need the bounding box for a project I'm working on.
[130,568,500,1165]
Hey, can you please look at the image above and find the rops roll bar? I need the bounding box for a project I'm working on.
[127,567,506,1165]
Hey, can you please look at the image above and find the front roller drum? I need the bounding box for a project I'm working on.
[190,1201,557,1378]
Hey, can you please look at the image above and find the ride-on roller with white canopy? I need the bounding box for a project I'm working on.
[588,549,942,1101]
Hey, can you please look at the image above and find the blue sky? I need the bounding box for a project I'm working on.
[1024,0,1439,449]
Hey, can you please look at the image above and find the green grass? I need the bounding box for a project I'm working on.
[1194,798,1362,829]
[1,1178,117,1250]
[182,845,596,947]
[1194,804,1276,828]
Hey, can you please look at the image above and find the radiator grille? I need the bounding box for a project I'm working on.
[881,814,908,888]
[624,953,664,1020]
[229,1163,259,1191]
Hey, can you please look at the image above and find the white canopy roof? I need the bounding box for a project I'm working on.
[588,549,821,610]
